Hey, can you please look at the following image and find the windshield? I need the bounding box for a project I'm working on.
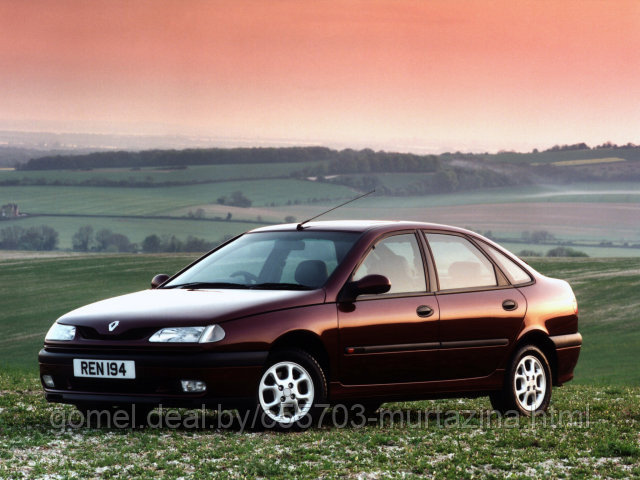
[164,230,361,290]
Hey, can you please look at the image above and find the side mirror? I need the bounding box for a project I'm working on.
[342,274,391,302]
[151,274,170,289]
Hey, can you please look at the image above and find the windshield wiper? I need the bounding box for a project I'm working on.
[165,282,248,289]
[250,283,313,290]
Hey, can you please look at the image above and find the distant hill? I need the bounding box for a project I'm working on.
[17,146,340,170]
[13,144,640,190]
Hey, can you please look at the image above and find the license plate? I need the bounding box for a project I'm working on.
[73,359,136,379]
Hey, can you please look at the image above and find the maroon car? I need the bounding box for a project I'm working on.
[40,220,581,427]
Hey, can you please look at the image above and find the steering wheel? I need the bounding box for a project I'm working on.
[230,270,258,284]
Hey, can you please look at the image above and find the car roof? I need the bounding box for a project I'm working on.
[250,220,474,235]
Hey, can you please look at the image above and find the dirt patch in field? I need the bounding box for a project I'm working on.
[421,202,640,239]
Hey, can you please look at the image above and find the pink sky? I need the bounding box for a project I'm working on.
[1,0,638,152]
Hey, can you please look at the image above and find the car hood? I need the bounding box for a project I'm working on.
[57,288,326,334]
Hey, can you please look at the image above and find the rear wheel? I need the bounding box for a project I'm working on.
[491,345,552,416]
[255,349,327,429]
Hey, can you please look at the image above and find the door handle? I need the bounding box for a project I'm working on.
[502,299,518,311]
[416,305,434,318]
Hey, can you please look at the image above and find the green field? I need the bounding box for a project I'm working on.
[0,377,637,478]
[359,182,640,207]
[491,147,640,165]
[0,254,198,370]
[501,243,640,259]
[0,180,358,216]
[526,258,640,385]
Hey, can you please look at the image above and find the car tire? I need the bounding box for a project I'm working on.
[492,345,552,416]
[489,391,507,412]
[253,348,328,430]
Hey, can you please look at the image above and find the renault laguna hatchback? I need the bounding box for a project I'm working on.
[40,220,581,427]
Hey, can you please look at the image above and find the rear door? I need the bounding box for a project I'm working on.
[424,232,526,380]
[337,232,440,385]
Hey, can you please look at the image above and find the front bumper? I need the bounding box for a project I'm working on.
[39,348,267,408]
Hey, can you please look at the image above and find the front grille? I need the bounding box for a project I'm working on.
[77,326,157,341]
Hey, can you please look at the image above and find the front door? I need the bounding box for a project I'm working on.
[338,232,440,385]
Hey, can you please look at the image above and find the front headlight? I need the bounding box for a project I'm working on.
[45,323,76,341]
[149,325,225,343]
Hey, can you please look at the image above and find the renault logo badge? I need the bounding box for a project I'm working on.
[108,321,120,332]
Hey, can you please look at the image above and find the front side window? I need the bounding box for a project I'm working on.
[425,233,497,290]
[353,233,426,294]
[164,231,361,289]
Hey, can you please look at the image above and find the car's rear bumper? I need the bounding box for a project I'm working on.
[39,348,267,408]
[550,333,582,385]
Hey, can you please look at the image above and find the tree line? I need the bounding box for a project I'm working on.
[72,226,226,253]
[542,142,638,153]
[18,147,442,172]
[518,247,588,257]
[0,224,226,253]
[18,143,640,172]
[0,225,58,250]
[17,147,337,170]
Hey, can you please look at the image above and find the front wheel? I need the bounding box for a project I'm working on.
[491,345,552,416]
[256,349,327,429]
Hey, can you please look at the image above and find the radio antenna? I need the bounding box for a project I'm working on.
[296,189,375,230]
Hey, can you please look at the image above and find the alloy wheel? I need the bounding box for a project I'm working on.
[514,354,547,412]
[258,361,315,424]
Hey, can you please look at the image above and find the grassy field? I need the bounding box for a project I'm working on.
[0,180,357,216]
[358,183,640,207]
[0,254,198,370]
[0,255,638,478]
[491,146,640,165]
[0,375,637,479]
[526,258,640,385]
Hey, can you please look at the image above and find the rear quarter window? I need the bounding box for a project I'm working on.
[483,243,532,285]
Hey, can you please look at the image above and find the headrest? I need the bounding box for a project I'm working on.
[294,260,328,288]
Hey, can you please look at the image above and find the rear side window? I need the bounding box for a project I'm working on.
[483,244,532,285]
[425,233,497,290]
